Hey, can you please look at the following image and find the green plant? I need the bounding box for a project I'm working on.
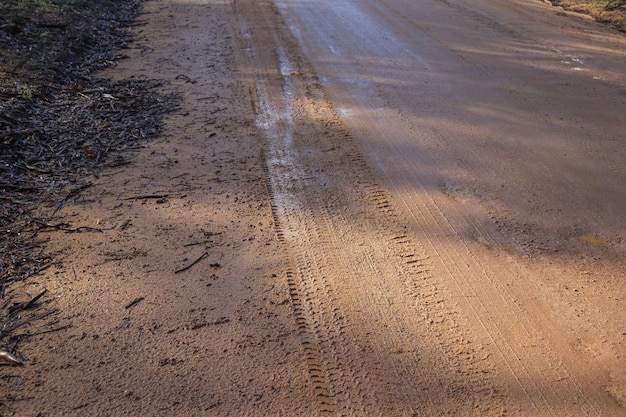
[606,0,626,9]
[17,84,34,99]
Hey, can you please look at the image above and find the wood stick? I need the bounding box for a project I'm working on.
[174,252,209,274]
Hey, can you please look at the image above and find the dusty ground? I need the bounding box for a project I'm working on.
[2,0,626,416]
[3,1,316,415]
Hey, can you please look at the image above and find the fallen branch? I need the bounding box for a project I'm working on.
[8,289,47,315]
[16,323,72,337]
[123,194,170,200]
[125,297,144,309]
[0,350,22,365]
[174,252,209,274]
[28,219,104,233]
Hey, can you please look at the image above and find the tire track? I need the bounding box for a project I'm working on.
[234,3,376,411]
[229,1,506,414]
[353,3,621,414]
[271,0,626,414]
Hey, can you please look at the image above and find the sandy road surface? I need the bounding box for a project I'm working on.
[4,0,625,416]
[232,0,626,414]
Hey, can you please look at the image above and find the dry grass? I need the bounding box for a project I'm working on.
[548,0,626,31]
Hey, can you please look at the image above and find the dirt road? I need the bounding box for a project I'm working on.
[6,0,625,416]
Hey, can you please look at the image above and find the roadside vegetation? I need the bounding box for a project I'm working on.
[606,0,626,10]
[0,0,177,364]
[548,0,626,30]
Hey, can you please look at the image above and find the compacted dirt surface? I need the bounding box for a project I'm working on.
[3,0,626,416]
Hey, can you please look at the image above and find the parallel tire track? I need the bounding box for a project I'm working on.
[230,0,505,415]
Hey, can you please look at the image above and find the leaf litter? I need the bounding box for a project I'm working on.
[0,0,179,368]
